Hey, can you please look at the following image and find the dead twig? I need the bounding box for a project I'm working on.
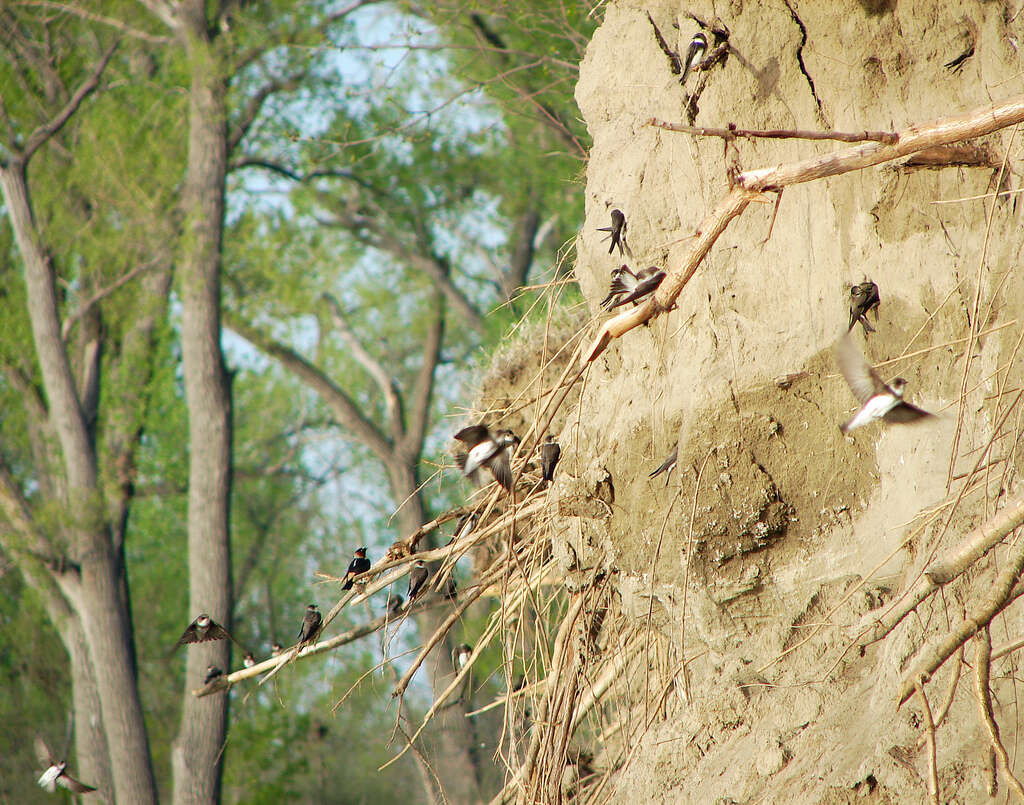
[915,680,940,805]
[975,627,1024,801]
[647,118,898,144]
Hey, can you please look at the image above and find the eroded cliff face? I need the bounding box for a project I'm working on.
[523,1,1024,801]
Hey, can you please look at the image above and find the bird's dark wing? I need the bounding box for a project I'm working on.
[541,443,561,481]
[408,568,428,599]
[454,425,489,446]
[883,401,934,424]
[835,333,886,404]
[649,446,678,480]
[34,736,55,767]
[488,451,513,491]
[57,773,96,794]
[608,270,665,309]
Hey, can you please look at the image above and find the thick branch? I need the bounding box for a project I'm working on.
[401,292,444,461]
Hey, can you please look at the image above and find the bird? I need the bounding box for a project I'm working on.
[270,642,283,657]
[597,209,632,256]
[605,266,666,310]
[243,652,256,668]
[35,736,96,794]
[341,546,371,591]
[387,594,405,615]
[406,559,429,605]
[649,444,678,486]
[601,265,640,309]
[454,425,517,491]
[682,31,708,86]
[541,434,561,483]
[203,665,224,685]
[451,512,478,544]
[441,572,458,601]
[453,643,472,671]
[848,281,881,335]
[835,333,935,433]
[168,613,238,654]
[296,604,322,647]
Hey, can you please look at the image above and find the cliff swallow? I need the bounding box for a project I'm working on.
[848,281,880,335]
[341,546,371,591]
[682,32,708,86]
[606,267,666,310]
[243,652,256,668]
[649,444,678,486]
[203,665,224,685]
[35,737,96,794]
[271,642,283,657]
[406,559,429,604]
[597,209,632,257]
[168,613,238,654]
[296,604,322,647]
[836,333,934,433]
[453,643,472,671]
[541,434,561,483]
[454,425,516,491]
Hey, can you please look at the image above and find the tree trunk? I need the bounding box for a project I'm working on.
[170,17,234,805]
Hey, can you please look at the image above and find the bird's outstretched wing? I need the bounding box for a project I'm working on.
[835,333,886,404]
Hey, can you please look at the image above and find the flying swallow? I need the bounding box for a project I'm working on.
[848,281,880,335]
[243,652,256,668]
[835,333,935,433]
[606,266,666,310]
[681,31,708,86]
[454,425,516,491]
[406,559,429,605]
[203,665,224,685]
[541,434,561,483]
[453,643,472,671]
[649,444,678,486]
[35,737,96,794]
[168,613,239,654]
[601,265,639,309]
[271,642,283,657]
[597,209,632,257]
[297,604,322,647]
[341,546,371,591]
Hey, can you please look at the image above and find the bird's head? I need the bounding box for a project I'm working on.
[889,378,908,396]
[355,547,367,557]
[307,603,318,612]
[196,614,211,626]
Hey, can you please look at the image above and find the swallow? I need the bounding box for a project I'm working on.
[848,281,881,335]
[601,265,639,309]
[541,434,561,483]
[597,208,631,257]
[296,604,322,647]
[606,266,666,310]
[271,642,283,657]
[35,737,96,794]
[387,594,405,614]
[450,512,478,544]
[203,665,224,685]
[406,559,429,605]
[681,31,708,86]
[454,425,516,491]
[441,572,458,601]
[243,652,256,668]
[835,333,935,433]
[168,613,239,654]
[341,546,371,591]
[453,643,472,671]
[649,444,678,486]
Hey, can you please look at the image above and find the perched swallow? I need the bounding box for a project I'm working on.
[168,613,238,654]
[387,594,404,615]
[441,572,458,601]
[836,333,935,433]
[203,665,224,685]
[649,444,678,486]
[450,512,478,544]
[682,31,708,86]
[541,434,561,483]
[341,546,371,591]
[35,737,96,794]
[296,604,322,647]
[271,642,283,657]
[606,267,666,310]
[243,652,256,668]
[848,281,881,335]
[406,559,429,604]
[453,643,472,671]
[454,425,516,491]
[597,209,632,257]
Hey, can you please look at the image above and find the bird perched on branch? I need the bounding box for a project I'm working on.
[168,613,240,655]
[203,665,224,685]
[603,266,666,310]
[649,444,678,486]
[681,31,708,86]
[406,559,429,606]
[454,425,518,491]
[341,546,371,591]
[835,333,934,433]
[296,604,322,647]
[848,281,880,335]
[36,736,96,794]
[541,434,561,483]
[453,643,472,671]
[597,208,632,256]
[243,652,256,668]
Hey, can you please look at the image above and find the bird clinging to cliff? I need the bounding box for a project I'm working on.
[454,425,517,491]
[341,546,371,591]
[597,209,632,257]
[848,281,880,335]
[541,434,561,483]
[681,31,708,86]
[606,266,666,309]
[835,333,934,433]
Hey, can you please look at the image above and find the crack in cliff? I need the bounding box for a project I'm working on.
[783,0,828,125]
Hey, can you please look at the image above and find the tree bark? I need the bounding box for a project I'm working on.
[169,8,234,804]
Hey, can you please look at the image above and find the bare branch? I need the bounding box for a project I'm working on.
[227,72,304,154]
[914,681,939,805]
[974,628,1024,800]
[648,117,897,144]
[401,292,444,460]
[61,258,161,341]
[13,2,171,43]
